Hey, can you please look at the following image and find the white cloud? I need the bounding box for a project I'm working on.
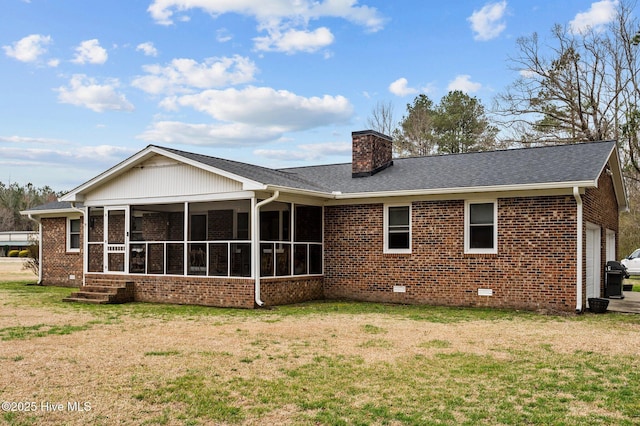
[137,121,284,146]
[216,28,233,43]
[3,34,52,62]
[0,144,134,170]
[447,75,482,93]
[148,0,384,29]
[136,42,159,57]
[132,55,258,95]
[255,141,350,161]
[72,39,108,64]
[468,1,507,41]
[569,0,618,34]
[139,86,353,147]
[165,86,353,131]
[56,74,134,112]
[47,58,60,67]
[389,78,418,97]
[0,135,69,145]
[147,0,384,53]
[254,27,335,54]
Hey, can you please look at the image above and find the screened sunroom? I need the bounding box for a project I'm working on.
[84,200,323,278]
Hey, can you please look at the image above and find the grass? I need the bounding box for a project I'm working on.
[3,280,640,425]
[0,323,93,341]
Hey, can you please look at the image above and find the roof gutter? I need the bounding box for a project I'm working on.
[253,190,280,307]
[573,187,583,313]
[329,180,597,200]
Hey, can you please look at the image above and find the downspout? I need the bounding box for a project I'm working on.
[27,214,43,285]
[70,202,86,287]
[573,187,583,313]
[253,190,280,307]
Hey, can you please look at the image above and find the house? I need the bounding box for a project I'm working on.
[0,231,38,256]
[21,130,627,313]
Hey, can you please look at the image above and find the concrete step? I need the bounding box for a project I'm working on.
[62,296,109,304]
[72,291,114,300]
[63,281,134,304]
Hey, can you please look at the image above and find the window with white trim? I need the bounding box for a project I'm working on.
[67,218,81,252]
[384,204,411,253]
[465,200,497,254]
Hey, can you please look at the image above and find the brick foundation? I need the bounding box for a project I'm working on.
[84,274,323,308]
[86,274,255,308]
[260,276,324,306]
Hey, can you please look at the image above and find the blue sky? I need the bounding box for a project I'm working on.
[0,0,621,191]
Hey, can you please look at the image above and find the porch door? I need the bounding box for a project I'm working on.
[585,223,601,302]
[104,207,129,273]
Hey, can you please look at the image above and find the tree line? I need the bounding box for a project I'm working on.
[369,0,640,164]
[0,182,60,232]
[366,0,640,257]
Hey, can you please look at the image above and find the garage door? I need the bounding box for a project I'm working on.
[586,223,601,303]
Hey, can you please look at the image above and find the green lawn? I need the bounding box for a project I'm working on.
[2,280,640,425]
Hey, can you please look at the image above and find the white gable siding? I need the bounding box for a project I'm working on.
[85,155,243,202]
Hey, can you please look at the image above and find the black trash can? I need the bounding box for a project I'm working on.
[605,261,628,299]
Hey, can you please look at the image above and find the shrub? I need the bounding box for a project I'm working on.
[18,250,29,257]
[7,250,19,257]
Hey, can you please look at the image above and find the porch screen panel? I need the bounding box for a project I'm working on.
[260,243,274,277]
[130,244,145,274]
[309,244,322,274]
[231,243,251,277]
[167,243,184,275]
[295,206,322,242]
[209,243,228,276]
[188,243,206,275]
[294,244,308,275]
[276,243,291,276]
[88,209,103,243]
[147,243,165,274]
[88,244,103,272]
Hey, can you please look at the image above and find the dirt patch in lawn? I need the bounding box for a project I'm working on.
[0,258,37,282]
[1,301,640,425]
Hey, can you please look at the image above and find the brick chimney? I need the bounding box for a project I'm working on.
[351,130,393,178]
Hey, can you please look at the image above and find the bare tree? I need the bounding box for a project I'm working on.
[366,100,396,136]
[495,22,625,146]
[392,94,438,157]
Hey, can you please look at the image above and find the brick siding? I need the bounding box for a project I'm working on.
[41,217,83,287]
[324,195,580,312]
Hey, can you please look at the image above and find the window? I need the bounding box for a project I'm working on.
[465,201,497,254]
[384,204,411,253]
[67,218,81,252]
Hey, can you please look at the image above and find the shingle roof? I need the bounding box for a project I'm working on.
[25,201,83,211]
[280,141,617,194]
[162,141,617,194]
[157,146,329,192]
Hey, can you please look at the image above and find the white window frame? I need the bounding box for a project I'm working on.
[67,217,81,253]
[464,200,497,254]
[384,203,412,254]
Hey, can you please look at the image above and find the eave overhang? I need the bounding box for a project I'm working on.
[59,145,266,203]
